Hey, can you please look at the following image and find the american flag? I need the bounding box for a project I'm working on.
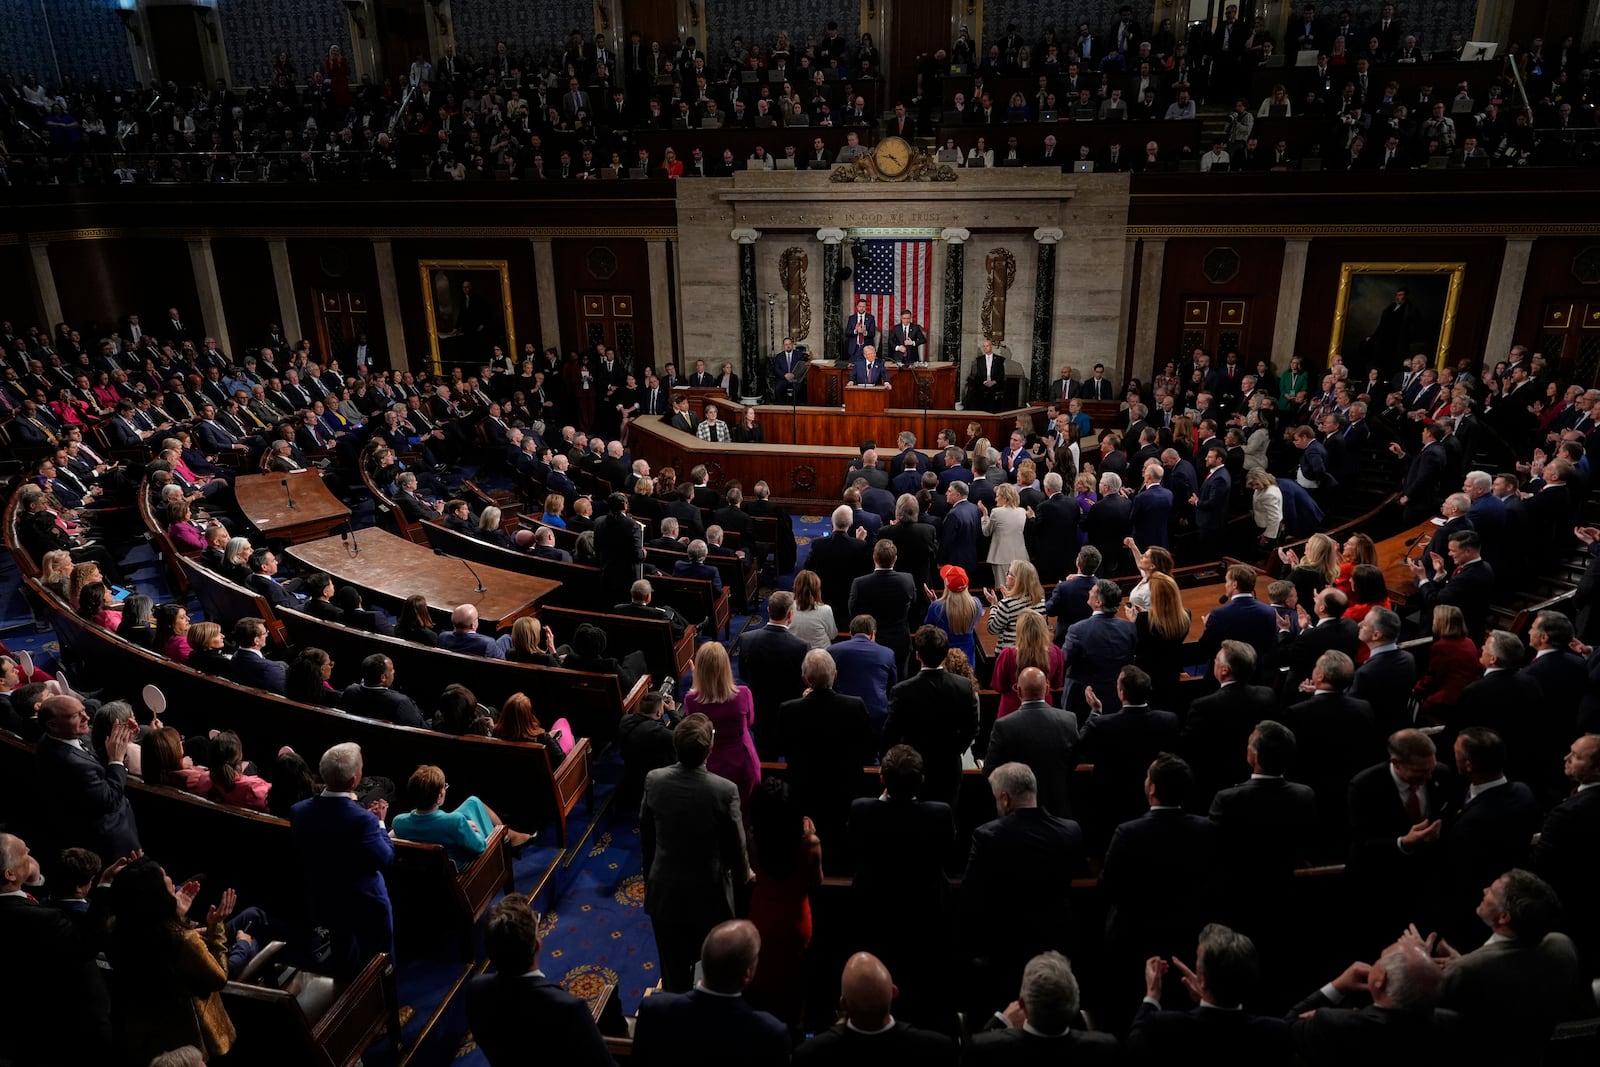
[854,238,933,339]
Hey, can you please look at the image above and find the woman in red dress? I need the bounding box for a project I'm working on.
[745,778,822,1027]
[324,45,351,111]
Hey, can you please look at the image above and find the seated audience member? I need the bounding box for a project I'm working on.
[394,593,439,646]
[341,654,426,726]
[965,950,1119,1064]
[228,617,286,693]
[492,692,565,764]
[793,952,958,1064]
[392,763,534,865]
[465,893,615,1067]
[498,615,565,665]
[673,538,725,598]
[284,647,340,706]
[437,603,507,659]
[1287,941,1448,1065]
[434,683,495,736]
[565,621,648,693]
[155,602,194,661]
[632,919,789,1067]
[331,585,390,634]
[612,579,691,640]
[140,724,209,793]
[1129,923,1290,1061]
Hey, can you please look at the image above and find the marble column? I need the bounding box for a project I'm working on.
[732,228,761,389]
[646,238,676,370]
[186,238,232,356]
[940,228,970,371]
[529,238,561,353]
[1272,239,1311,360]
[1483,237,1535,367]
[26,240,62,333]
[266,239,303,346]
[818,228,846,364]
[1115,237,1138,375]
[1132,238,1167,380]
[1029,229,1064,402]
[371,239,409,371]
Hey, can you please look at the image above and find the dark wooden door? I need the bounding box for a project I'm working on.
[312,289,373,368]
[1177,296,1255,368]
[1510,0,1582,54]
[890,1,950,104]
[575,292,646,367]
[620,0,678,54]
[375,0,430,83]
[147,7,207,87]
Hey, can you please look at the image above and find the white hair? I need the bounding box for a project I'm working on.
[319,743,363,791]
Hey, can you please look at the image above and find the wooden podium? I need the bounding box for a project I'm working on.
[811,362,957,408]
[843,383,891,414]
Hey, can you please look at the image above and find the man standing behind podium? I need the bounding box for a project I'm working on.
[847,299,877,361]
[889,309,928,366]
[966,339,1008,411]
[852,346,890,387]
[772,338,808,403]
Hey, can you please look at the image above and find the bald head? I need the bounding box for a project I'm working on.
[1018,666,1049,703]
[839,952,896,1028]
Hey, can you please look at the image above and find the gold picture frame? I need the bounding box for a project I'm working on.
[1330,261,1465,370]
[417,259,517,375]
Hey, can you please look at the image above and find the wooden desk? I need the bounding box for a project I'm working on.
[235,472,351,544]
[810,361,958,409]
[844,383,890,414]
[1377,518,1438,606]
[287,527,559,630]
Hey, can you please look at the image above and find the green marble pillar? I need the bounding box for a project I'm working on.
[1030,228,1064,401]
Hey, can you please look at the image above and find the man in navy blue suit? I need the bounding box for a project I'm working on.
[1129,459,1173,549]
[289,742,395,979]
[672,539,724,600]
[1044,545,1101,643]
[467,893,615,1067]
[939,480,982,572]
[632,919,789,1066]
[34,695,141,864]
[1062,579,1138,715]
[1196,564,1280,677]
[846,299,877,361]
[228,617,288,692]
[1128,923,1291,1062]
[437,603,507,659]
[1192,446,1233,557]
[826,616,900,735]
[850,344,890,387]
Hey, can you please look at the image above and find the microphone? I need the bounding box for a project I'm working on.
[340,519,361,555]
[281,477,296,510]
[434,548,486,594]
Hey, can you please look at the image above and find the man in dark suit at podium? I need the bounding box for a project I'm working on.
[850,345,889,386]
[887,309,928,366]
[846,299,877,361]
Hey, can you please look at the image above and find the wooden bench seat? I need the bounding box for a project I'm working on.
[540,604,695,684]
[44,597,593,844]
[223,945,401,1067]
[644,543,759,614]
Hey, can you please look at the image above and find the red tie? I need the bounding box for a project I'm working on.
[1405,784,1423,824]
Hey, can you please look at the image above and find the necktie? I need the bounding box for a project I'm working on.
[1405,784,1423,823]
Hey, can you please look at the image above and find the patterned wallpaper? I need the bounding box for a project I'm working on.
[218,0,353,87]
[1404,1,1479,52]
[449,0,593,62]
[703,0,861,53]
[981,0,1122,49]
[0,0,134,89]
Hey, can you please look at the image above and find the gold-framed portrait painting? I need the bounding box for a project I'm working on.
[1330,261,1465,370]
[417,259,516,374]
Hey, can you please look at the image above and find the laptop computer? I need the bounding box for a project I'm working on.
[1426,155,1449,169]
[1074,160,1095,173]
[628,166,648,179]
[754,115,775,128]
[1300,157,1322,170]
[1176,159,1200,172]
[1262,54,1286,68]
[1208,161,1231,172]
[1450,97,1474,113]
[1464,155,1490,168]
[700,116,722,128]
[768,70,787,82]
[1039,109,1058,122]
[599,170,619,179]
[774,158,796,170]
[741,70,759,83]
[1296,49,1320,66]
[788,113,810,126]
[1268,104,1289,117]
[1074,106,1097,121]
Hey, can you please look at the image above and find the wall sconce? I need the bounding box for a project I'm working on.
[342,0,368,39]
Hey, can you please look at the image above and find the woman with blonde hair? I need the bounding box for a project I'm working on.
[39,549,74,601]
[788,569,838,650]
[540,493,567,528]
[684,641,759,806]
[500,615,562,666]
[981,482,1029,587]
[1279,531,1340,606]
[983,559,1046,650]
[991,610,1065,718]
[1246,469,1284,545]
[1134,572,1191,707]
[922,565,985,666]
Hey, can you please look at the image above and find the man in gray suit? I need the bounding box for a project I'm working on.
[1422,868,1580,1063]
[985,667,1081,819]
[641,714,749,992]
